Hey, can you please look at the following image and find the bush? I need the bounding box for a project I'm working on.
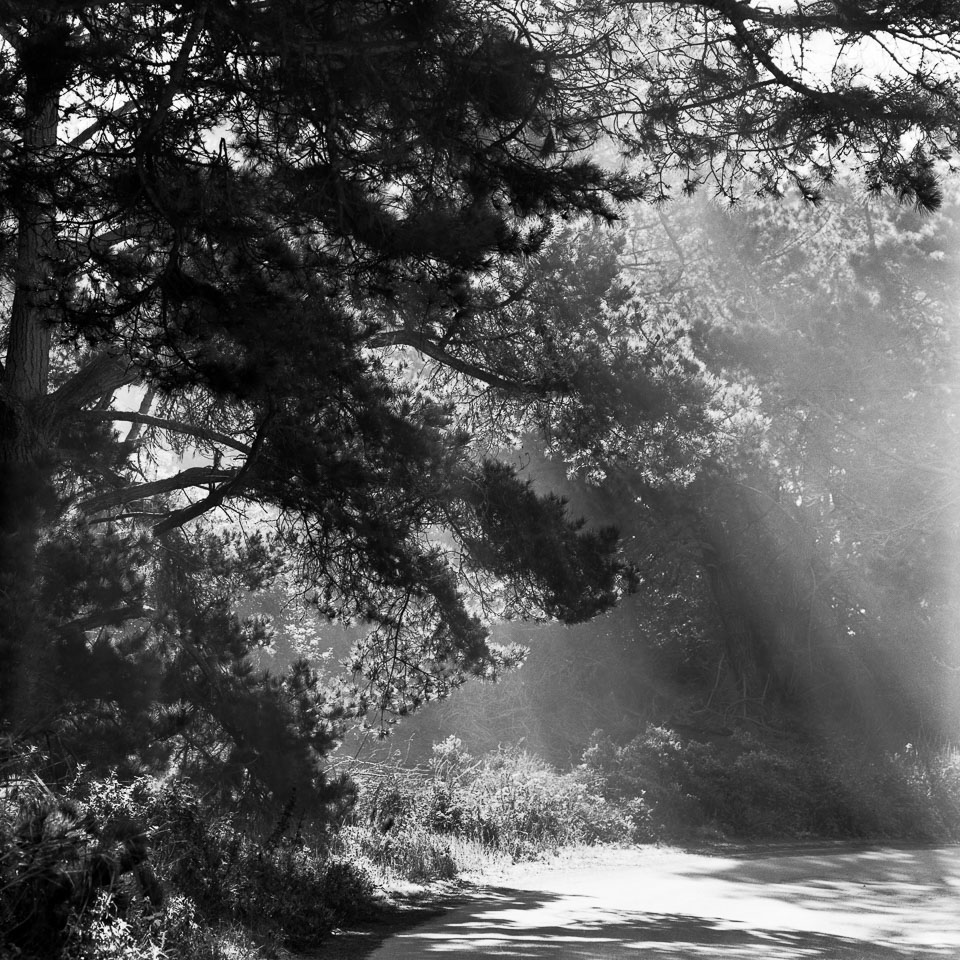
[583,724,960,840]
[338,823,459,882]
[0,776,164,958]
[350,737,643,873]
[461,746,637,854]
[113,780,373,949]
[62,891,231,960]
[0,760,377,959]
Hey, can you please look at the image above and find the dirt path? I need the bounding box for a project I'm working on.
[352,844,960,959]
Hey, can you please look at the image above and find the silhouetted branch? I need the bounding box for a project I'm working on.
[79,409,252,454]
[80,465,238,514]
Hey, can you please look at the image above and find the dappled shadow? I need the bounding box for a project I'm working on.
[376,848,960,959]
[711,842,960,884]
[664,845,960,945]
[388,883,949,958]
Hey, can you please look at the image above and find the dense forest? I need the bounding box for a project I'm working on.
[1,2,959,957]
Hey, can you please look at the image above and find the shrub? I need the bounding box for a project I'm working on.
[350,737,643,873]
[461,746,637,854]
[0,776,164,958]
[338,824,459,882]
[583,724,960,840]
[0,761,377,959]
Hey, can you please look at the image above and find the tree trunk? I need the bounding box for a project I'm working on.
[0,34,62,728]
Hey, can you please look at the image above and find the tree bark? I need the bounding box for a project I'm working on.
[0,19,63,727]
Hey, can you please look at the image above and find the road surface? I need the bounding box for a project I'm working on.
[368,844,960,959]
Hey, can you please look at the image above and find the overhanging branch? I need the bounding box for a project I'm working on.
[79,409,253,454]
[368,329,549,393]
[151,413,271,536]
[61,604,154,635]
[80,465,238,514]
[68,101,137,149]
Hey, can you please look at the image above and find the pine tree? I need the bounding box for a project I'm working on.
[0,2,635,797]
[1,1,959,792]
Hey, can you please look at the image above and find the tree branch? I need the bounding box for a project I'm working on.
[139,6,208,145]
[655,207,686,295]
[68,100,137,149]
[151,415,271,536]
[368,329,549,393]
[48,351,137,414]
[726,1,891,33]
[61,604,154,635]
[80,465,238,514]
[54,447,127,487]
[713,0,856,110]
[124,388,156,445]
[79,409,253,454]
[149,478,249,536]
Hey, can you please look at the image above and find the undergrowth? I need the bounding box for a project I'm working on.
[5,728,959,959]
[0,744,375,960]
[583,725,960,840]
[335,736,652,882]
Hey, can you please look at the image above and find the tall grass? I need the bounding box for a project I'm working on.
[335,737,649,880]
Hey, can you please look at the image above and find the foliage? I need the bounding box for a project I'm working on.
[0,769,163,957]
[0,12,955,958]
[337,824,462,885]
[0,0,646,804]
[28,519,361,822]
[72,775,372,948]
[1,0,958,795]
[652,187,960,736]
[349,737,647,873]
[6,736,959,959]
[557,0,960,206]
[501,185,960,742]
[0,7,957,918]
[584,725,960,840]
[61,892,260,960]
[0,753,377,959]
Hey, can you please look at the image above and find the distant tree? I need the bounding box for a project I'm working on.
[675,188,960,737]
[451,187,960,742]
[592,186,960,738]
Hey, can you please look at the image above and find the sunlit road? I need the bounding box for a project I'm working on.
[368,845,960,959]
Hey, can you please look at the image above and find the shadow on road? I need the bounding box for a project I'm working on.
[388,880,954,959]
[711,842,960,886]
[366,846,960,959]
